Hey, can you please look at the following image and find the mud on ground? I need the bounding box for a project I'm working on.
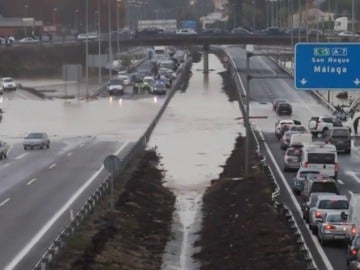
[51,134,307,270]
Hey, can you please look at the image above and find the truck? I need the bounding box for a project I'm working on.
[334,17,348,32]
[137,19,177,34]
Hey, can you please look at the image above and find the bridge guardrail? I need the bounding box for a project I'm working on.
[223,48,317,270]
[31,56,193,270]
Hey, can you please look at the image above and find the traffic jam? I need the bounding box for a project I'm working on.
[272,96,360,268]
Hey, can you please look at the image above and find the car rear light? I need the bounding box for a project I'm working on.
[304,162,308,168]
[324,225,336,230]
[351,247,359,255]
[351,225,357,236]
[315,211,322,218]
[335,163,339,171]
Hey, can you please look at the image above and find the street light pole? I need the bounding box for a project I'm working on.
[108,0,113,80]
[24,5,28,36]
[352,0,355,39]
[75,9,79,34]
[98,0,102,84]
[53,8,57,39]
[117,1,120,55]
[85,0,89,98]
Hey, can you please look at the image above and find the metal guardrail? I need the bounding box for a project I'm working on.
[223,48,317,270]
[31,57,193,270]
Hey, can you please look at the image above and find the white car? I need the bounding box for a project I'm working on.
[18,37,40,43]
[176,28,197,36]
[107,79,125,95]
[337,31,360,37]
[77,32,98,41]
[23,132,50,150]
[0,77,17,91]
[116,74,131,86]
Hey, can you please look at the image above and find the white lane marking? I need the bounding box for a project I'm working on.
[15,91,30,100]
[2,164,10,167]
[49,163,56,169]
[66,152,72,157]
[0,198,10,207]
[4,141,130,270]
[263,137,332,270]
[345,171,360,184]
[337,179,344,185]
[27,178,37,185]
[6,144,13,156]
[79,144,84,148]
[15,153,27,160]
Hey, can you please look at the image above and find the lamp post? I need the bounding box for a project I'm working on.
[53,8,57,26]
[24,5,28,36]
[108,0,113,80]
[53,8,57,39]
[352,0,355,39]
[117,1,121,55]
[98,0,102,84]
[75,9,79,33]
[85,0,89,98]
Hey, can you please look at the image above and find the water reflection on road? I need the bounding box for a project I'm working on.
[149,53,245,270]
[0,96,161,142]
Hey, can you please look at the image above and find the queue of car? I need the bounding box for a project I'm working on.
[106,46,182,97]
[272,97,360,267]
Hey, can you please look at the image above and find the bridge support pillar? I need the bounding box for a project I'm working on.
[203,44,209,74]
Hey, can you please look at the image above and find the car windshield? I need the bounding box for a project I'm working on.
[318,199,348,210]
[326,214,344,222]
[4,78,13,83]
[26,133,44,139]
[290,126,306,132]
[109,79,122,85]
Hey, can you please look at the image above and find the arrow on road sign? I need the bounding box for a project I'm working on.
[300,78,308,85]
[354,78,360,86]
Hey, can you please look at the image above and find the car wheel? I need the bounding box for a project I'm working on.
[318,234,326,246]
[24,146,27,150]
[47,144,50,149]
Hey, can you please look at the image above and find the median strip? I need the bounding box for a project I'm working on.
[27,178,37,185]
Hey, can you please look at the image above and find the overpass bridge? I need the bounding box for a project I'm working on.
[91,34,343,73]
[0,34,347,76]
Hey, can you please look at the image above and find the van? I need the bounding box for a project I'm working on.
[347,193,360,239]
[290,133,312,147]
[326,127,351,153]
[301,142,338,179]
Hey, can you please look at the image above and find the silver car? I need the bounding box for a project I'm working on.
[23,132,50,150]
[317,212,351,245]
[309,194,349,234]
[283,147,302,171]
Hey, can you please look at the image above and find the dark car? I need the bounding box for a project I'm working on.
[347,234,360,265]
[326,127,351,153]
[276,102,292,116]
[135,27,164,38]
[272,98,288,110]
[258,27,286,36]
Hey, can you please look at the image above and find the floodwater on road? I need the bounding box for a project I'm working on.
[0,95,162,142]
[148,53,245,270]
